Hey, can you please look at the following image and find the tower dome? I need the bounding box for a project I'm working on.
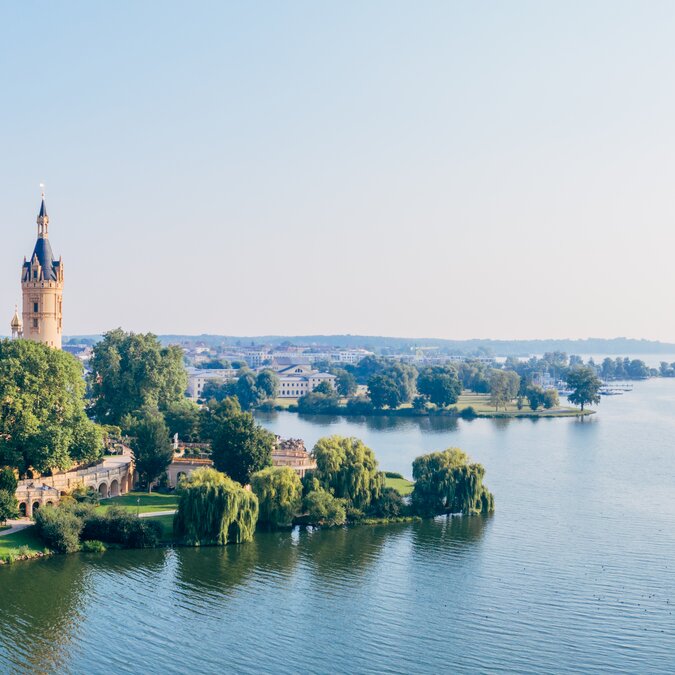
[10,305,22,339]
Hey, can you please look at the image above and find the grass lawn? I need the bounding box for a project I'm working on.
[98,491,178,515]
[454,392,586,417]
[385,476,414,496]
[0,525,9,532]
[144,513,175,542]
[0,526,46,558]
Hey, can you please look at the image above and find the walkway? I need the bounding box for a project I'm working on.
[139,510,176,518]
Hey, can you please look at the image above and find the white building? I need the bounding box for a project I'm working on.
[275,364,338,398]
[186,367,238,400]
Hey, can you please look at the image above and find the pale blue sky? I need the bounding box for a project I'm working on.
[1,1,674,340]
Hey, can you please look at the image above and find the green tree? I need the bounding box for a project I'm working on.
[566,366,601,411]
[303,489,346,526]
[0,489,18,524]
[88,329,187,427]
[526,385,544,411]
[128,408,174,492]
[297,390,339,414]
[173,468,258,545]
[411,448,495,517]
[542,389,559,409]
[335,370,357,397]
[34,504,83,553]
[256,370,280,400]
[251,466,302,528]
[489,370,520,411]
[199,396,242,441]
[313,380,335,395]
[311,436,384,510]
[235,371,262,410]
[210,411,275,485]
[0,467,18,494]
[0,339,103,475]
[163,399,201,442]
[367,373,402,409]
[417,365,462,408]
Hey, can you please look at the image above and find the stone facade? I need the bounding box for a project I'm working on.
[15,450,135,518]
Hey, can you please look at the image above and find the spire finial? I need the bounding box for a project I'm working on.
[36,184,49,237]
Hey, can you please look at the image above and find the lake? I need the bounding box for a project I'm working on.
[1,379,674,673]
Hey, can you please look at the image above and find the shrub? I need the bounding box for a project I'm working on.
[82,506,160,548]
[70,485,100,505]
[81,540,106,553]
[369,487,405,518]
[34,505,83,553]
[384,471,404,479]
[459,406,477,419]
[304,489,346,527]
[345,397,375,415]
[542,389,559,409]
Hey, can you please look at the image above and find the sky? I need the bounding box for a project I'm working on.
[1,1,675,341]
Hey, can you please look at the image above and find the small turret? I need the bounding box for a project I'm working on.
[10,305,22,339]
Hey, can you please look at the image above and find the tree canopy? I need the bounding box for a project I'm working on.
[417,365,462,408]
[489,370,520,411]
[210,410,275,485]
[128,407,174,491]
[311,435,384,509]
[566,366,601,411]
[411,448,494,517]
[87,329,187,427]
[0,339,103,475]
[173,468,259,545]
[251,466,302,528]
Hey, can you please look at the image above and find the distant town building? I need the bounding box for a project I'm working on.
[186,367,238,400]
[272,364,337,398]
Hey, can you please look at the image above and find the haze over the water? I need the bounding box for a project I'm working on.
[0,2,673,340]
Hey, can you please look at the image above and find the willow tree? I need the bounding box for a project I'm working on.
[173,468,258,546]
[411,448,494,517]
[251,466,302,528]
[311,436,384,510]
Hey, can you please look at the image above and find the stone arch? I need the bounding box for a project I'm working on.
[46,501,54,506]
[98,482,109,499]
[176,471,187,485]
[32,501,41,515]
[19,502,27,517]
[60,491,68,497]
[110,479,120,497]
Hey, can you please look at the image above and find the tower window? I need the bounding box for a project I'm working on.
[33,303,38,313]
[32,319,38,329]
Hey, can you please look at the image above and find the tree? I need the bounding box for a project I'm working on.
[173,468,258,545]
[199,396,242,442]
[525,385,544,411]
[251,466,302,528]
[128,408,174,492]
[88,329,187,427]
[163,399,201,442]
[542,389,559,409]
[417,366,462,408]
[311,436,384,510]
[210,411,275,485]
[256,370,280,400]
[0,489,18,524]
[297,390,339,414]
[489,370,520,411]
[303,489,346,526]
[566,366,601,411]
[0,339,103,475]
[335,370,357,397]
[200,380,236,403]
[313,381,335,395]
[33,504,83,553]
[411,448,495,517]
[235,371,262,410]
[367,373,402,409]
[0,467,17,494]
[601,357,616,381]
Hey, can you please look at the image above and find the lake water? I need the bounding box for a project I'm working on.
[1,380,674,673]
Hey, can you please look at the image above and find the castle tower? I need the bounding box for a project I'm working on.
[10,305,22,339]
[21,191,64,348]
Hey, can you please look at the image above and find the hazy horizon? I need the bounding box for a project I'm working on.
[2,2,674,340]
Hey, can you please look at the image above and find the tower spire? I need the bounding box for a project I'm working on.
[37,183,49,238]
